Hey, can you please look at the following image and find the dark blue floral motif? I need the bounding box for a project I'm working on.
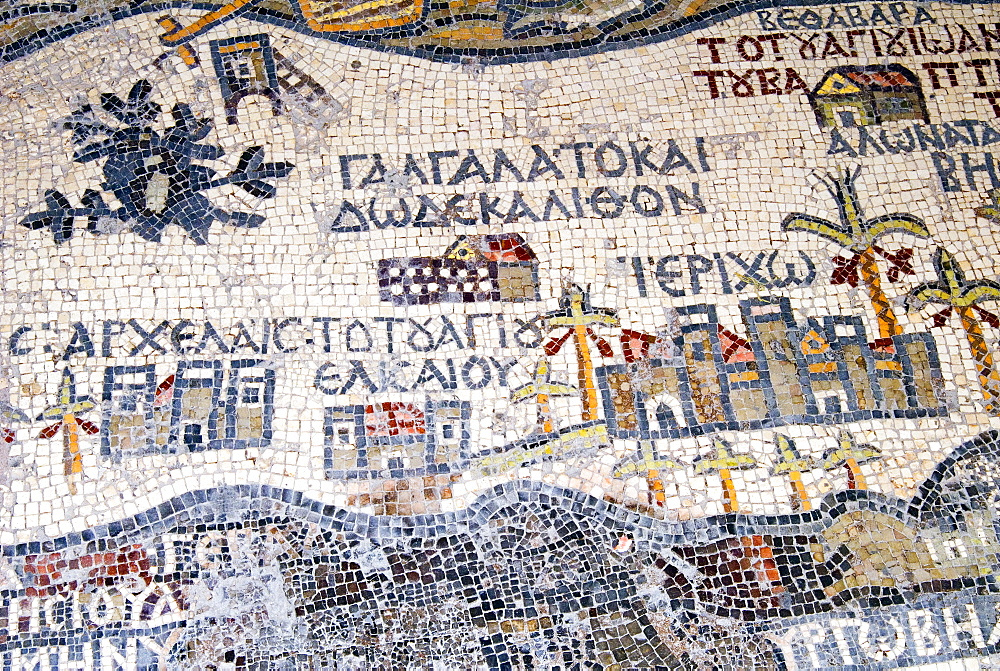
[20,80,294,245]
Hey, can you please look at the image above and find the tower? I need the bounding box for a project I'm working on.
[741,297,813,420]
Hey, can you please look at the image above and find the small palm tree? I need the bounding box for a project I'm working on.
[612,441,681,508]
[37,368,98,494]
[821,430,881,490]
[770,434,813,512]
[906,247,1000,414]
[509,360,576,434]
[543,285,619,421]
[693,438,757,513]
[783,168,930,341]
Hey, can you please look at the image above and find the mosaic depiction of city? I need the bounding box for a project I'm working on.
[6,0,1000,668]
[9,137,1000,667]
[51,163,986,492]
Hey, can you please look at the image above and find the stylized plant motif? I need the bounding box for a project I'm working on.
[20,80,294,245]
[782,168,930,342]
[509,359,576,434]
[37,368,98,494]
[821,430,881,490]
[770,434,813,512]
[543,285,618,421]
[906,247,1000,414]
[693,438,757,513]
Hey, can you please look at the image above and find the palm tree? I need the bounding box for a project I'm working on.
[612,441,681,508]
[37,368,98,494]
[543,285,619,421]
[693,438,757,513]
[821,430,881,490]
[906,247,1000,414]
[770,434,813,512]
[782,168,930,341]
[509,360,576,434]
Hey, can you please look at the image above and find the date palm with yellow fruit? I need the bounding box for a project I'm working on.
[509,360,577,435]
[771,434,814,512]
[821,430,882,491]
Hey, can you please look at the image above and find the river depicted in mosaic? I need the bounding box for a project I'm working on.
[1,430,999,668]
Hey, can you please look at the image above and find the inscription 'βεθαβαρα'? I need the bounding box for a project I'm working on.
[755,4,936,31]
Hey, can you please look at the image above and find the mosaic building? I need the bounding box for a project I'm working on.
[5,0,1000,666]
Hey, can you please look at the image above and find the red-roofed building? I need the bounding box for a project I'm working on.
[718,325,755,364]
[378,233,539,305]
[809,64,928,129]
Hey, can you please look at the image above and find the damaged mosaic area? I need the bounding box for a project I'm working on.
[6,0,1000,667]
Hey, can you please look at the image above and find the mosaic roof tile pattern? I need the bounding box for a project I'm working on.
[4,0,1000,667]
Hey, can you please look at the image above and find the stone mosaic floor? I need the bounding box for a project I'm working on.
[3,0,1000,667]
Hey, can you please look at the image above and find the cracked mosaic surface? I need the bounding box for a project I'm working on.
[4,0,1000,667]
